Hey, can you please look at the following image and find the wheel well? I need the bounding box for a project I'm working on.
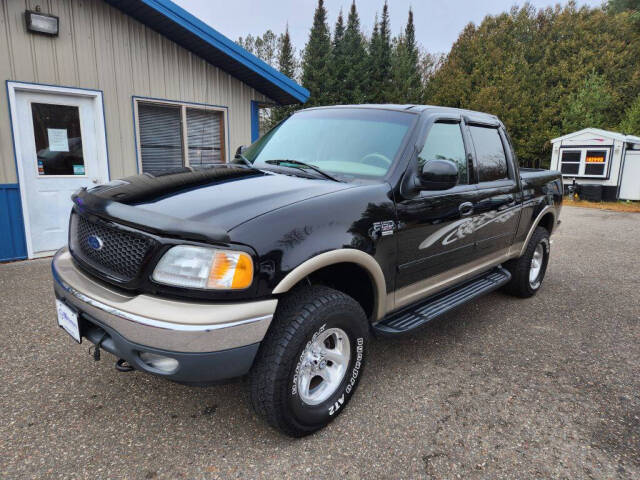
[300,262,376,320]
[538,212,555,234]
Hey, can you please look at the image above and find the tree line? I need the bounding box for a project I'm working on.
[238,0,640,167]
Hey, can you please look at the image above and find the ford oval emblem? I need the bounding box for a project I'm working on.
[87,235,104,251]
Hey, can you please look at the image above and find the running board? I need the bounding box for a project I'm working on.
[374,267,511,336]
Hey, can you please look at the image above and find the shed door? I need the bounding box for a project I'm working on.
[619,151,640,201]
[13,90,109,258]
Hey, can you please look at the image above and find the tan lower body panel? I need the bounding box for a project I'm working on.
[387,247,516,314]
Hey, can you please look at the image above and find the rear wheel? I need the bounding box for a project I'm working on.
[503,226,550,298]
[250,285,368,437]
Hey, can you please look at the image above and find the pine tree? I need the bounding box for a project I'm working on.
[328,10,347,104]
[278,26,296,79]
[390,8,422,103]
[607,0,640,14]
[562,72,615,133]
[619,94,640,135]
[342,1,369,103]
[368,2,392,103]
[302,0,332,106]
[272,26,299,125]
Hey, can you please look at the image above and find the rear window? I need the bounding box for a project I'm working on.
[469,126,509,182]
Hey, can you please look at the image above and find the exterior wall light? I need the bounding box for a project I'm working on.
[25,10,59,37]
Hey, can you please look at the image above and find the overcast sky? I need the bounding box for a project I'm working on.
[174,0,603,54]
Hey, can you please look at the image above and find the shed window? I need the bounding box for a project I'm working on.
[136,101,225,175]
[560,151,580,175]
[584,150,606,176]
[559,148,608,178]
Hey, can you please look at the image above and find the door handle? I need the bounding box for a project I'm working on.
[458,202,474,216]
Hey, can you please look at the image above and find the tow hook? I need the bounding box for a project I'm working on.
[115,358,134,372]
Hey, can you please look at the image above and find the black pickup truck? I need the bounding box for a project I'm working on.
[52,105,562,436]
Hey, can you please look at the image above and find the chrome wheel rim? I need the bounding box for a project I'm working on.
[529,243,544,287]
[297,327,351,406]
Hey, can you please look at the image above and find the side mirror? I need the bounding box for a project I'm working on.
[419,159,458,190]
[235,145,247,156]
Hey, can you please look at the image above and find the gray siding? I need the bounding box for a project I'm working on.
[0,0,270,184]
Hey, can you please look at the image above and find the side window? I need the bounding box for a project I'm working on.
[418,122,468,184]
[469,126,509,182]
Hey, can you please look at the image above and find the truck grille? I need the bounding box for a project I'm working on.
[69,213,157,283]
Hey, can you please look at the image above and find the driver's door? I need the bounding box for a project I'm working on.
[393,119,480,310]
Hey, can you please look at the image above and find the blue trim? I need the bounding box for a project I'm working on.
[105,0,309,105]
[251,101,260,143]
[4,81,28,262]
[0,184,27,262]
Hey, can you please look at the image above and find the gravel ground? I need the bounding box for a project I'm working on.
[0,206,638,479]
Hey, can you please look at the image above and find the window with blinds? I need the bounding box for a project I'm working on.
[136,101,225,175]
[187,108,222,167]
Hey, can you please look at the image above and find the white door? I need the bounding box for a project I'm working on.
[11,86,109,258]
[619,151,640,201]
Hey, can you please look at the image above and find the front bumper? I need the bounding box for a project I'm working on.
[52,248,277,383]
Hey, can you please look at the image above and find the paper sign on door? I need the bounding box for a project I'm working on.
[47,128,69,152]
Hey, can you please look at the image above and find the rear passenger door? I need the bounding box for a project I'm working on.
[466,123,521,258]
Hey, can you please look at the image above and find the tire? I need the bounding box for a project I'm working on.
[250,285,369,437]
[503,226,550,298]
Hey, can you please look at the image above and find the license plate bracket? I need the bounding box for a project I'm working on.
[56,299,81,343]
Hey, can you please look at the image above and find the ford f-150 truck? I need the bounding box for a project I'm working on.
[52,105,562,436]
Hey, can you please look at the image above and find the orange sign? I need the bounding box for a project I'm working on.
[586,154,605,163]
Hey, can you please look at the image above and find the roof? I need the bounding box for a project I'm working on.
[104,0,309,105]
[302,104,499,118]
[551,128,640,145]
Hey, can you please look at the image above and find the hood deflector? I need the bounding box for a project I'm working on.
[70,167,264,243]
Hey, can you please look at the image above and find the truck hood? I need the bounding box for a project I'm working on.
[82,166,354,235]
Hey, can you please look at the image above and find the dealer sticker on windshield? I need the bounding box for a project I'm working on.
[56,299,81,343]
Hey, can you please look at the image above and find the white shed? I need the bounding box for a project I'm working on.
[550,128,640,201]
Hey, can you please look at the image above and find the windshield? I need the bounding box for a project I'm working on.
[242,108,416,181]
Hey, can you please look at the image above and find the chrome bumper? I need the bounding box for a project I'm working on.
[52,248,277,353]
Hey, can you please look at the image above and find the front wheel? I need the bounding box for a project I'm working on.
[503,226,550,298]
[250,285,369,437]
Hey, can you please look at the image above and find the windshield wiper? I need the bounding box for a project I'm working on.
[265,159,341,182]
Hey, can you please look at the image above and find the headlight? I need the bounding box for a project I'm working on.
[152,245,253,290]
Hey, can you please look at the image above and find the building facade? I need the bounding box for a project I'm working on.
[0,0,308,261]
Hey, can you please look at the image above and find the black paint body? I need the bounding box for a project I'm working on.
[69,105,563,309]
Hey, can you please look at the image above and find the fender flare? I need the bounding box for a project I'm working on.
[272,249,387,321]
[518,205,557,257]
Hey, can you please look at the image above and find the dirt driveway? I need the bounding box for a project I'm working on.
[0,206,638,479]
